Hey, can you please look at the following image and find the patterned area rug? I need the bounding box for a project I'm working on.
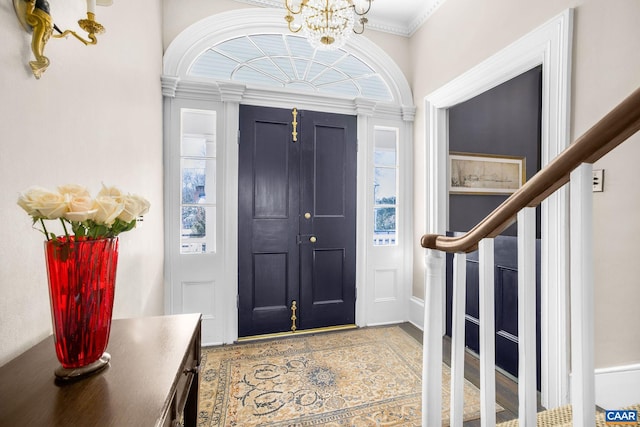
[197,326,488,426]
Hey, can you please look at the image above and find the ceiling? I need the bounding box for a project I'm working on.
[233,0,447,37]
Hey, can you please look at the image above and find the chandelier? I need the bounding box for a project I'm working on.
[284,0,372,50]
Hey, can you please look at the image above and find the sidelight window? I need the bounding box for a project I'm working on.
[180,109,217,254]
[373,127,398,246]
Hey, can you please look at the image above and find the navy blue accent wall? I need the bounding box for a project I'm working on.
[448,66,542,237]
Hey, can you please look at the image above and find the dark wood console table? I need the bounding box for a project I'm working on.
[0,313,201,427]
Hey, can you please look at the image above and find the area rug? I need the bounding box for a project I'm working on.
[197,326,489,426]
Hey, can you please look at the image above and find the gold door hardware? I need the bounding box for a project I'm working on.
[291,108,298,142]
[304,212,311,219]
[290,300,297,332]
[296,234,317,244]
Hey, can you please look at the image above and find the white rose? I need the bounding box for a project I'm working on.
[17,186,49,217]
[64,195,97,222]
[19,187,69,219]
[118,194,150,223]
[136,194,151,216]
[98,184,124,201]
[58,184,90,198]
[93,195,124,226]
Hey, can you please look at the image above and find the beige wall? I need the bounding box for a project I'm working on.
[163,0,251,50]
[0,0,165,366]
[410,0,640,368]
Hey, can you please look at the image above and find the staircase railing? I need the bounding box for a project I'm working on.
[420,87,640,426]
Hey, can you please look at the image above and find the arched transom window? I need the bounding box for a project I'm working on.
[188,34,393,102]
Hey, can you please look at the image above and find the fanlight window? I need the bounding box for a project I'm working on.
[188,34,392,101]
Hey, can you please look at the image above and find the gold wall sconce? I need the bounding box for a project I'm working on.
[13,0,113,79]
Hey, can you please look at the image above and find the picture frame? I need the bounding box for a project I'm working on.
[449,152,525,195]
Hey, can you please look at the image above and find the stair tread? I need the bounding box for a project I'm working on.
[496,403,640,427]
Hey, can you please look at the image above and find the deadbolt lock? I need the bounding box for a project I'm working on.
[309,236,317,243]
[304,212,311,219]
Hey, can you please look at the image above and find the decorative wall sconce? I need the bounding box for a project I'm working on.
[13,0,113,79]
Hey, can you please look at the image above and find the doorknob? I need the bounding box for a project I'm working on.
[304,212,311,219]
[309,236,317,243]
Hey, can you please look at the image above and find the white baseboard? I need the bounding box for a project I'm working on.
[594,363,640,409]
[367,319,406,327]
[409,296,425,330]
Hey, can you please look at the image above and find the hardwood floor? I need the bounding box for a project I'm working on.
[398,322,542,425]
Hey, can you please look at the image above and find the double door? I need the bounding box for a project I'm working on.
[238,105,357,337]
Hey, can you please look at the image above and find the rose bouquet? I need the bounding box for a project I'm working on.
[17,184,150,241]
[18,184,150,375]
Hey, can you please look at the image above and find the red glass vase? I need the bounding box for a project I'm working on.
[44,236,119,380]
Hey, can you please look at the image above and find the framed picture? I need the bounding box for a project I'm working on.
[449,152,525,195]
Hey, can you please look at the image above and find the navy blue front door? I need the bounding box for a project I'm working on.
[238,106,357,337]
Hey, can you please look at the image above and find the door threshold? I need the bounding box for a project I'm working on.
[237,324,357,342]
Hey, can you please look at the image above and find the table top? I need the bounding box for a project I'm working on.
[0,313,201,427]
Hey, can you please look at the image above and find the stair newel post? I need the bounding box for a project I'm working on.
[422,249,445,426]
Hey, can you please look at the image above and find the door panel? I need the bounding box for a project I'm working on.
[299,111,356,330]
[313,125,347,216]
[495,266,519,378]
[253,120,290,218]
[238,106,300,336]
[239,106,356,336]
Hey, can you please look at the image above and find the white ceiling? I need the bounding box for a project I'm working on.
[233,0,447,37]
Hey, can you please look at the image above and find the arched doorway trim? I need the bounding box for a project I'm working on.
[163,8,413,110]
[162,7,415,345]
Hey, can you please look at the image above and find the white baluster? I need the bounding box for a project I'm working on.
[570,163,595,427]
[518,207,538,426]
[450,252,467,427]
[423,249,445,426]
[479,238,496,427]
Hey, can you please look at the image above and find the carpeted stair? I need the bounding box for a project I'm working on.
[497,403,640,427]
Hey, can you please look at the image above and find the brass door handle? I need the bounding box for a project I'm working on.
[304,212,311,219]
[292,108,298,142]
[291,300,297,332]
[309,236,317,243]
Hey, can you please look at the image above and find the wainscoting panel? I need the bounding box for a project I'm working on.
[182,280,216,318]
[182,280,223,345]
[374,268,398,302]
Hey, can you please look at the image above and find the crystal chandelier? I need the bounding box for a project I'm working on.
[284,0,372,50]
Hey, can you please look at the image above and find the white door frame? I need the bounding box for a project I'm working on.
[424,10,573,408]
[162,8,415,345]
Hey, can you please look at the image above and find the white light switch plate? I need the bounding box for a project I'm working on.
[593,169,604,192]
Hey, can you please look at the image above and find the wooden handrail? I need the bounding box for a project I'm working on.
[421,87,640,253]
